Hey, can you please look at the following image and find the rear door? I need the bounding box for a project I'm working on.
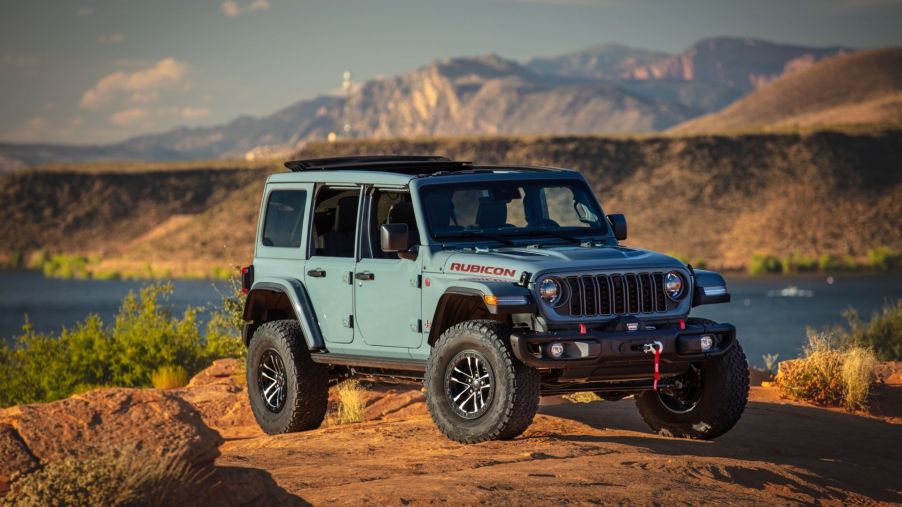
[353,187,423,348]
[303,185,362,345]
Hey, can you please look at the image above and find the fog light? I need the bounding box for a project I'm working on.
[700,335,714,351]
[548,342,565,358]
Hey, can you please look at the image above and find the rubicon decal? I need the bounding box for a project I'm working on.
[450,262,517,277]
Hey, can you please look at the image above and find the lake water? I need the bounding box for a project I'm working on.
[0,270,899,367]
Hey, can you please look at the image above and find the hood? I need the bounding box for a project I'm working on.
[430,244,684,280]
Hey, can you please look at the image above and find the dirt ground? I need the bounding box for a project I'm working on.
[200,366,902,506]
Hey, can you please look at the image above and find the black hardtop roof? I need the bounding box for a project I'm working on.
[283,155,568,177]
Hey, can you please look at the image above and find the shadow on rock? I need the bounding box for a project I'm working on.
[541,399,902,503]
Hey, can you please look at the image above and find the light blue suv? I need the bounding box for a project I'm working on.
[241,156,748,443]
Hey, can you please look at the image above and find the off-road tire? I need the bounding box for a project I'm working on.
[247,320,329,434]
[635,338,749,440]
[425,320,540,444]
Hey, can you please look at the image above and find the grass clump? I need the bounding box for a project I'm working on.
[775,332,877,410]
[563,392,602,403]
[0,282,244,407]
[332,379,365,425]
[3,448,212,507]
[151,365,189,389]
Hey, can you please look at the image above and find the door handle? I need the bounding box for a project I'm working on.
[355,272,375,281]
[307,268,326,278]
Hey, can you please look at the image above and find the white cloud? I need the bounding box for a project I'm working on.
[76,6,94,16]
[80,58,189,109]
[180,107,210,120]
[97,33,125,44]
[221,0,270,17]
[110,108,151,126]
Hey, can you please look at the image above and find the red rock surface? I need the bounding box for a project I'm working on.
[3,359,901,505]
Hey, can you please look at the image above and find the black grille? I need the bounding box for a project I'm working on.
[563,272,668,317]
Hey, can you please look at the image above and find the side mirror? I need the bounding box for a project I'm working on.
[380,223,409,252]
[608,214,627,241]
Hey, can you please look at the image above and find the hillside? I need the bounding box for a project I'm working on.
[673,49,902,133]
[1,131,899,276]
[0,37,850,169]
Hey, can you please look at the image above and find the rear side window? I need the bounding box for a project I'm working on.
[262,190,308,248]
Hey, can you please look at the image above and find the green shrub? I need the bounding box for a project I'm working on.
[867,247,902,272]
[783,253,818,273]
[25,249,49,270]
[42,254,90,279]
[762,353,780,375]
[818,253,846,272]
[841,300,902,360]
[7,250,23,269]
[0,282,245,407]
[151,365,189,389]
[748,253,783,275]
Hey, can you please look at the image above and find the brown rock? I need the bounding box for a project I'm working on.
[0,423,38,496]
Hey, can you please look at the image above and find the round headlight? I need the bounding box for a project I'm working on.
[664,271,685,300]
[538,278,563,305]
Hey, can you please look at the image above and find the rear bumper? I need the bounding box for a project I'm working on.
[510,321,736,382]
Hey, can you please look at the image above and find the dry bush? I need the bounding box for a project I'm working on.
[842,347,878,410]
[332,379,365,425]
[3,447,212,507]
[151,365,189,390]
[776,331,878,409]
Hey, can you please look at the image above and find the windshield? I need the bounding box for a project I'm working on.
[419,179,611,244]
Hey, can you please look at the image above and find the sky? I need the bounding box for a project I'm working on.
[1,0,901,145]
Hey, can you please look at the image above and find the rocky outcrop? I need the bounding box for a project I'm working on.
[0,388,221,498]
[0,385,300,505]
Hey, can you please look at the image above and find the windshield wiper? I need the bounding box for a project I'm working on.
[434,231,516,246]
[529,230,585,245]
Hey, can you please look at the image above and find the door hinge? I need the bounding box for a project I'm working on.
[410,319,422,333]
[343,271,353,284]
[411,274,422,288]
[343,315,354,328]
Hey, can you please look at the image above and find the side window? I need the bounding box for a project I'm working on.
[365,189,415,259]
[311,187,361,258]
[261,190,307,248]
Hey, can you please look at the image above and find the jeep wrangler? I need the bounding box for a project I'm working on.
[240,155,748,443]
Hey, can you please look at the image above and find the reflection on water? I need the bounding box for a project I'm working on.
[0,270,899,367]
[0,270,228,343]
[692,274,901,366]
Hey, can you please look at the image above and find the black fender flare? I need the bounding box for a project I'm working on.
[242,278,325,351]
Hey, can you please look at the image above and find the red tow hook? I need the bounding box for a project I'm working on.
[643,341,664,391]
[579,323,587,335]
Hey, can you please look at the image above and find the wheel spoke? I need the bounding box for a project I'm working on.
[458,391,475,412]
[449,377,470,387]
[452,367,471,379]
[260,371,277,382]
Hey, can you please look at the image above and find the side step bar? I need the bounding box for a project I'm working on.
[309,353,426,373]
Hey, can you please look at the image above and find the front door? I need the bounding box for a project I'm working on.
[304,186,361,344]
[354,187,423,348]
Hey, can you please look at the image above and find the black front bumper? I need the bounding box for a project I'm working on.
[510,321,736,382]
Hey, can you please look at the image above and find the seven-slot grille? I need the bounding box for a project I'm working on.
[563,272,668,316]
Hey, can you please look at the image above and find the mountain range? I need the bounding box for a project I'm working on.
[0,37,866,168]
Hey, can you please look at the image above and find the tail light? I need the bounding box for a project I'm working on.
[241,265,254,295]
